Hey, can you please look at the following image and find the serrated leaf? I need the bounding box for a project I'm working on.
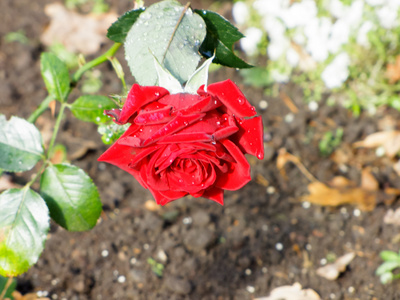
[0,275,16,299]
[194,9,252,69]
[124,0,206,85]
[40,52,70,102]
[0,188,49,277]
[107,8,145,43]
[70,95,117,124]
[0,115,44,172]
[98,122,129,144]
[185,54,214,94]
[153,55,183,94]
[40,164,102,231]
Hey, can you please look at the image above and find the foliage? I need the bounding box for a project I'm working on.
[318,128,343,156]
[376,250,400,284]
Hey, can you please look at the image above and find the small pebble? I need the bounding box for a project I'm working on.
[262,224,269,231]
[330,293,336,299]
[182,217,192,225]
[302,201,311,209]
[130,257,137,265]
[348,286,355,293]
[143,243,149,250]
[259,100,268,109]
[340,207,348,215]
[284,113,294,123]
[262,267,268,273]
[305,244,312,251]
[308,101,318,111]
[157,250,168,262]
[51,279,59,286]
[246,286,255,293]
[275,243,283,251]
[98,163,106,170]
[376,146,385,157]
[101,250,109,257]
[353,209,361,217]
[320,258,327,265]
[245,268,252,275]
[117,275,126,283]
[266,186,276,194]
[51,295,58,300]
[113,270,119,276]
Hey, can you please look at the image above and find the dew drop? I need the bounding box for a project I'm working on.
[155,92,160,96]
[199,24,203,28]
[194,39,200,46]
[216,121,220,125]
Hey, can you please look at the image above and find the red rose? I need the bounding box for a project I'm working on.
[98,79,264,205]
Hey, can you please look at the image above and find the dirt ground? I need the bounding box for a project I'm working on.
[2,0,400,299]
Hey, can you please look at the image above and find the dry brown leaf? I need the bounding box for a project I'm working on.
[354,131,400,158]
[303,181,376,211]
[328,176,355,188]
[384,208,400,226]
[277,148,317,182]
[279,91,299,114]
[386,55,400,84]
[316,252,355,280]
[144,200,160,212]
[40,3,117,55]
[255,282,320,300]
[360,167,379,191]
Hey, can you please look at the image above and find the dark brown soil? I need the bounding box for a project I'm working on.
[2,0,400,299]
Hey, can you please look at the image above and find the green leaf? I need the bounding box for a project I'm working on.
[40,164,102,231]
[376,261,400,275]
[98,122,130,144]
[185,55,214,94]
[107,8,145,43]
[194,9,252,69]
[0,275,17,299]
[380,272,394,284]
[124,0,206,85]
[0,188,49,277]
[40,52,70,102]
[70,95,117,124]
[380,251,400,262]
[0,115,44,172]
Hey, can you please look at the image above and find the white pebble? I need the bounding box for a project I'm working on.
[266,186,276,194]
[157,250,168,262]
[284,113,294,123]
[246,286,255,293]
[302,201,311,209]
[308,101,319,111]
[101,250,109,257]
[130,257,137,265]
[375,146,385,157]
[320,258,327,265]
[262,224,269,231]
[143,243,150,250]
[275,243,284,251]
[353,209,361,217]
[117,275,126,283]
[262,267,268,273]
[259,100,268,109]
[340,207,348,215]
[183,217,192,225]
[348,286,355,293]
[245,268,252,275]
[305,244,312,251]
[330,293,336,299]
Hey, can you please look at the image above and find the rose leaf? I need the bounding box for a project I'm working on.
[107,8,146,43]
[70,95,118,124]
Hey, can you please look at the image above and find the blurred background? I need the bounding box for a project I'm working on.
[2,0,400,299]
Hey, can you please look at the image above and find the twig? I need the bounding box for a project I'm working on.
[162,2,191,63]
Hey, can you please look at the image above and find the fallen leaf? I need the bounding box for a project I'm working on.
[255,282,320,300]
[360,167,379,191]
[40,3,117,55]
[280,91,299,114]
[277,148,317,182]
[384,208,400,226]
[386,55,400,84]
[316,252,355,280]
[354,131,400,158]
[256,174,269,187]
[328,176,356,188]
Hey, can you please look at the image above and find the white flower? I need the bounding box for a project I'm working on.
[365,0,385,6]
[387,0,400,9]
[253,0,289,17]
[304,18,332,62]
[286,48,300,67]
[267,36,290,60]
[321,52,350,89]
[271,69,290,83]
[241,27,263,56]
[357,21,374,47]
[262,17,286,40]
[343,0,364,27]
[328,19,350,53]
[328,0,346,19]
[232,2,249,25]
[377,6,398,29]
[280,0,317,28]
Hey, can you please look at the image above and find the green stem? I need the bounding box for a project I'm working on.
[0,277,13,300]
[72,43,122,84]
[28,95,53,123]
[47,103,67,159]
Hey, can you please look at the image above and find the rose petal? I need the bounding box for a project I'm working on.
[207,79,256,118]
[178,96,221,114]
[142,113,205,146]
[235,116,264,159]
[118,84,169,124]
[213,125,239,141]
[134,105,173,125]
[159,93,202,110]
[158,132,213,144]
[215,139,251,190]
[202,187,224,205]
[154,189,188,205]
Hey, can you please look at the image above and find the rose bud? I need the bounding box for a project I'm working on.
[98,79,264,205]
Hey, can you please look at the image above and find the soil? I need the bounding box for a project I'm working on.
[2,0,400,299]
